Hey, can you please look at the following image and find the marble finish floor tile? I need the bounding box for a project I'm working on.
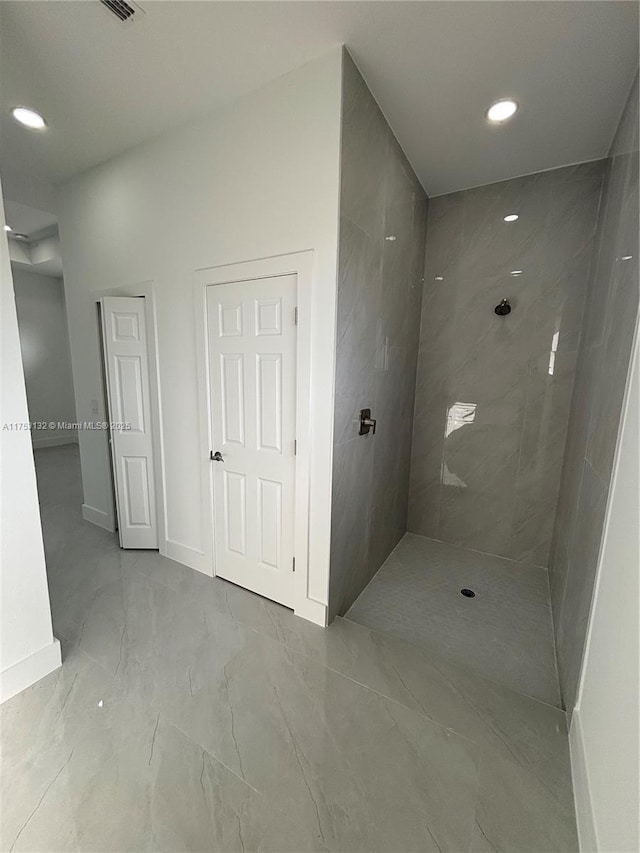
[1,647,327,853]
[470,750,578,853]
[1,447,577,852]
[346,533,561,706]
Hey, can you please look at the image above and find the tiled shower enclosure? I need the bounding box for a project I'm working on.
[329,53,638,717]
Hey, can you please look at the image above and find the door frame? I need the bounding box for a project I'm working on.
[92,281,166,550]
[195,252,322,624]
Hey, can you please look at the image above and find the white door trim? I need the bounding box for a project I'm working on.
[194,252,325,625]
[92,282,166,554]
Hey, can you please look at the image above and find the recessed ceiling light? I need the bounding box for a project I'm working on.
[435,276,444,281]
[12,232,28,241]
[510,270,523,276]
[621,255,633,261]
[486,99,519,124]
[11,106,47,130]
[3,225,12,232]
[503,214,519,222]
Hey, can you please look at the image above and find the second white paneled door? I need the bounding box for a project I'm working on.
[101,296,158,549]
[206,275,297,607]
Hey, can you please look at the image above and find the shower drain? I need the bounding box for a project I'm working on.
[460,588,476,598]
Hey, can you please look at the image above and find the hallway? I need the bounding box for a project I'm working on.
[1,445,578,852]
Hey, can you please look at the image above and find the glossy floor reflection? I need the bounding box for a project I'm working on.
[1,446,577,852]
[346,534,561,706]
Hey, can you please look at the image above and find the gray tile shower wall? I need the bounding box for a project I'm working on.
[329,51,428,620]
[408,160,606,567]
[550,72,639,711]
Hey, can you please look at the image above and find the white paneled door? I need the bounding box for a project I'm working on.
[207,275,297,607]
[101,296,158,549]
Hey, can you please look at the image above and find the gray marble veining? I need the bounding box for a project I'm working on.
[409,160,605,566]
[1,647,328,853]
[471,749,578,853]
[1,444,580,852]
[329,50,428,619]
[549,71,639,711]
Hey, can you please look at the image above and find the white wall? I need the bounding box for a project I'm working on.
[58,50,342,615]
[0,184,61,703]
[570,325,639,852]
[12,268,77,448]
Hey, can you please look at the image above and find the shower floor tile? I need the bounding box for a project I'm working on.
[346,533,561,706]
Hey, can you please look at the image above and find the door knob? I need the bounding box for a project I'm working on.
[210,450,224,462]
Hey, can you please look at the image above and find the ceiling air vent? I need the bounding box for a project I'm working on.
[99,0,144,23]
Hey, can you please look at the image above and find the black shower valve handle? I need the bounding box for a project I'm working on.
[359,408,377,436]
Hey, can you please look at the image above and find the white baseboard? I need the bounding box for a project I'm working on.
[570,707,598,852]
[32,435,79,449]
[163,538,211,576]
[82,503,115,533]
[294,596,327,627]
[1,638,62,704]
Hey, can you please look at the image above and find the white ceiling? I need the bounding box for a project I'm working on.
[0,1,637,196]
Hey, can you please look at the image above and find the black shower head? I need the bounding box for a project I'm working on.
[495,298,511,316]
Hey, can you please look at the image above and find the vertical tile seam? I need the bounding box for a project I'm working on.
[433,196,465,541]
[509,177,556,564]
[407,198,436,530]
